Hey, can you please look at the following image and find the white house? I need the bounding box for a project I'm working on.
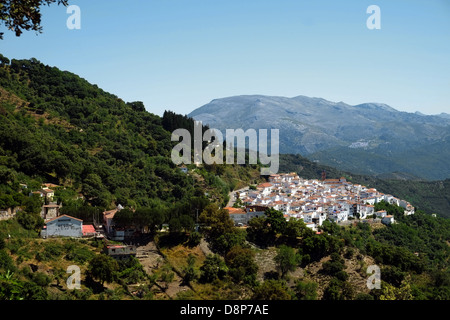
[257,183,273,196]
[328,210,348,223]
[305,222,317,231]
[382,215,395,225]
[375,210,387,218]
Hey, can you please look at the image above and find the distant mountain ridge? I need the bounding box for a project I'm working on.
[189,95,450,180]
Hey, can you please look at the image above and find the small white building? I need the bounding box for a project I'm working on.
[257,183,273,196]
[382,215,395,225]
[328,211,348,223]
[375,210,387,218]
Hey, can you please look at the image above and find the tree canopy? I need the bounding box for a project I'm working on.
[0,0,69,39]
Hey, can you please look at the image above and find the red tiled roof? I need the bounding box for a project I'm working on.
[224,207,246,214]
[82,225,96,235]
[257,182,273,188]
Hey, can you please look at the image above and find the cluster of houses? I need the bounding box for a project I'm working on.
[34,185,136,260]
[225,173,415,231]
[1,183,60,220]
[3,174,417,259]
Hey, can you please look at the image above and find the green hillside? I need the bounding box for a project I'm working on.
[0,55,262,216]
[0,55,449,301]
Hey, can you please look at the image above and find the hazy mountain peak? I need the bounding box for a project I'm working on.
[437,112,450,119]
[353,102,398,113]
[188,94,450,180]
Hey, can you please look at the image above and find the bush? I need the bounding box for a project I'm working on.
[187,231,202,247]
[200,254,228,283]
[65,246,95,263]
[335,270,349,281]
[36,242,64,262]
[0,249,16,272]
[31,272,51,287]
[16,211,43,231]
[294,280,318,300]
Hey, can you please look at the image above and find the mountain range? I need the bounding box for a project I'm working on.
[189,95,450,180]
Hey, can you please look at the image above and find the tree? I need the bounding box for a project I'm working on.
[321,252,345,276]
[0,0,69,39]
[246,208,287,247]
[182,254,198,285]
[274,245,299,279]
[134,207,165,234]
[379,276,413,300]
[87,254,119,286]
[210,229,246,254]
[301,234,342,261]
[322,278,344,300]
[159,265,175,290]
[179,215,194,233]
[265,208,286,235]
[112,208,134,228]
[294,280,318,300]
[322,277,354,300]
[252,280,292,300]
[168,216,182,234]
[200,254,228,283]
[82,173,110,207]
[22,194,43,215]
[16,210,43,231]
[127,101,145,112]
[199,203,235,238]
[284,217,313,243]
[225,246,258,285]
[246,216,272,246]
[0,53,9,65]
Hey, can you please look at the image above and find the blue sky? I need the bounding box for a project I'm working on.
[1,0,449,116]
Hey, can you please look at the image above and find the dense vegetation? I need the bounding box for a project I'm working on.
[1,200,448,300]
[0,54,262,221]
[0,55,448,301]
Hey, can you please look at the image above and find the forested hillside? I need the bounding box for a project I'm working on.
[0,55,449,301]
[0,54,262,218]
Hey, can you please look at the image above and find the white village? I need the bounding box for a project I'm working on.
[225,173,415,231]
